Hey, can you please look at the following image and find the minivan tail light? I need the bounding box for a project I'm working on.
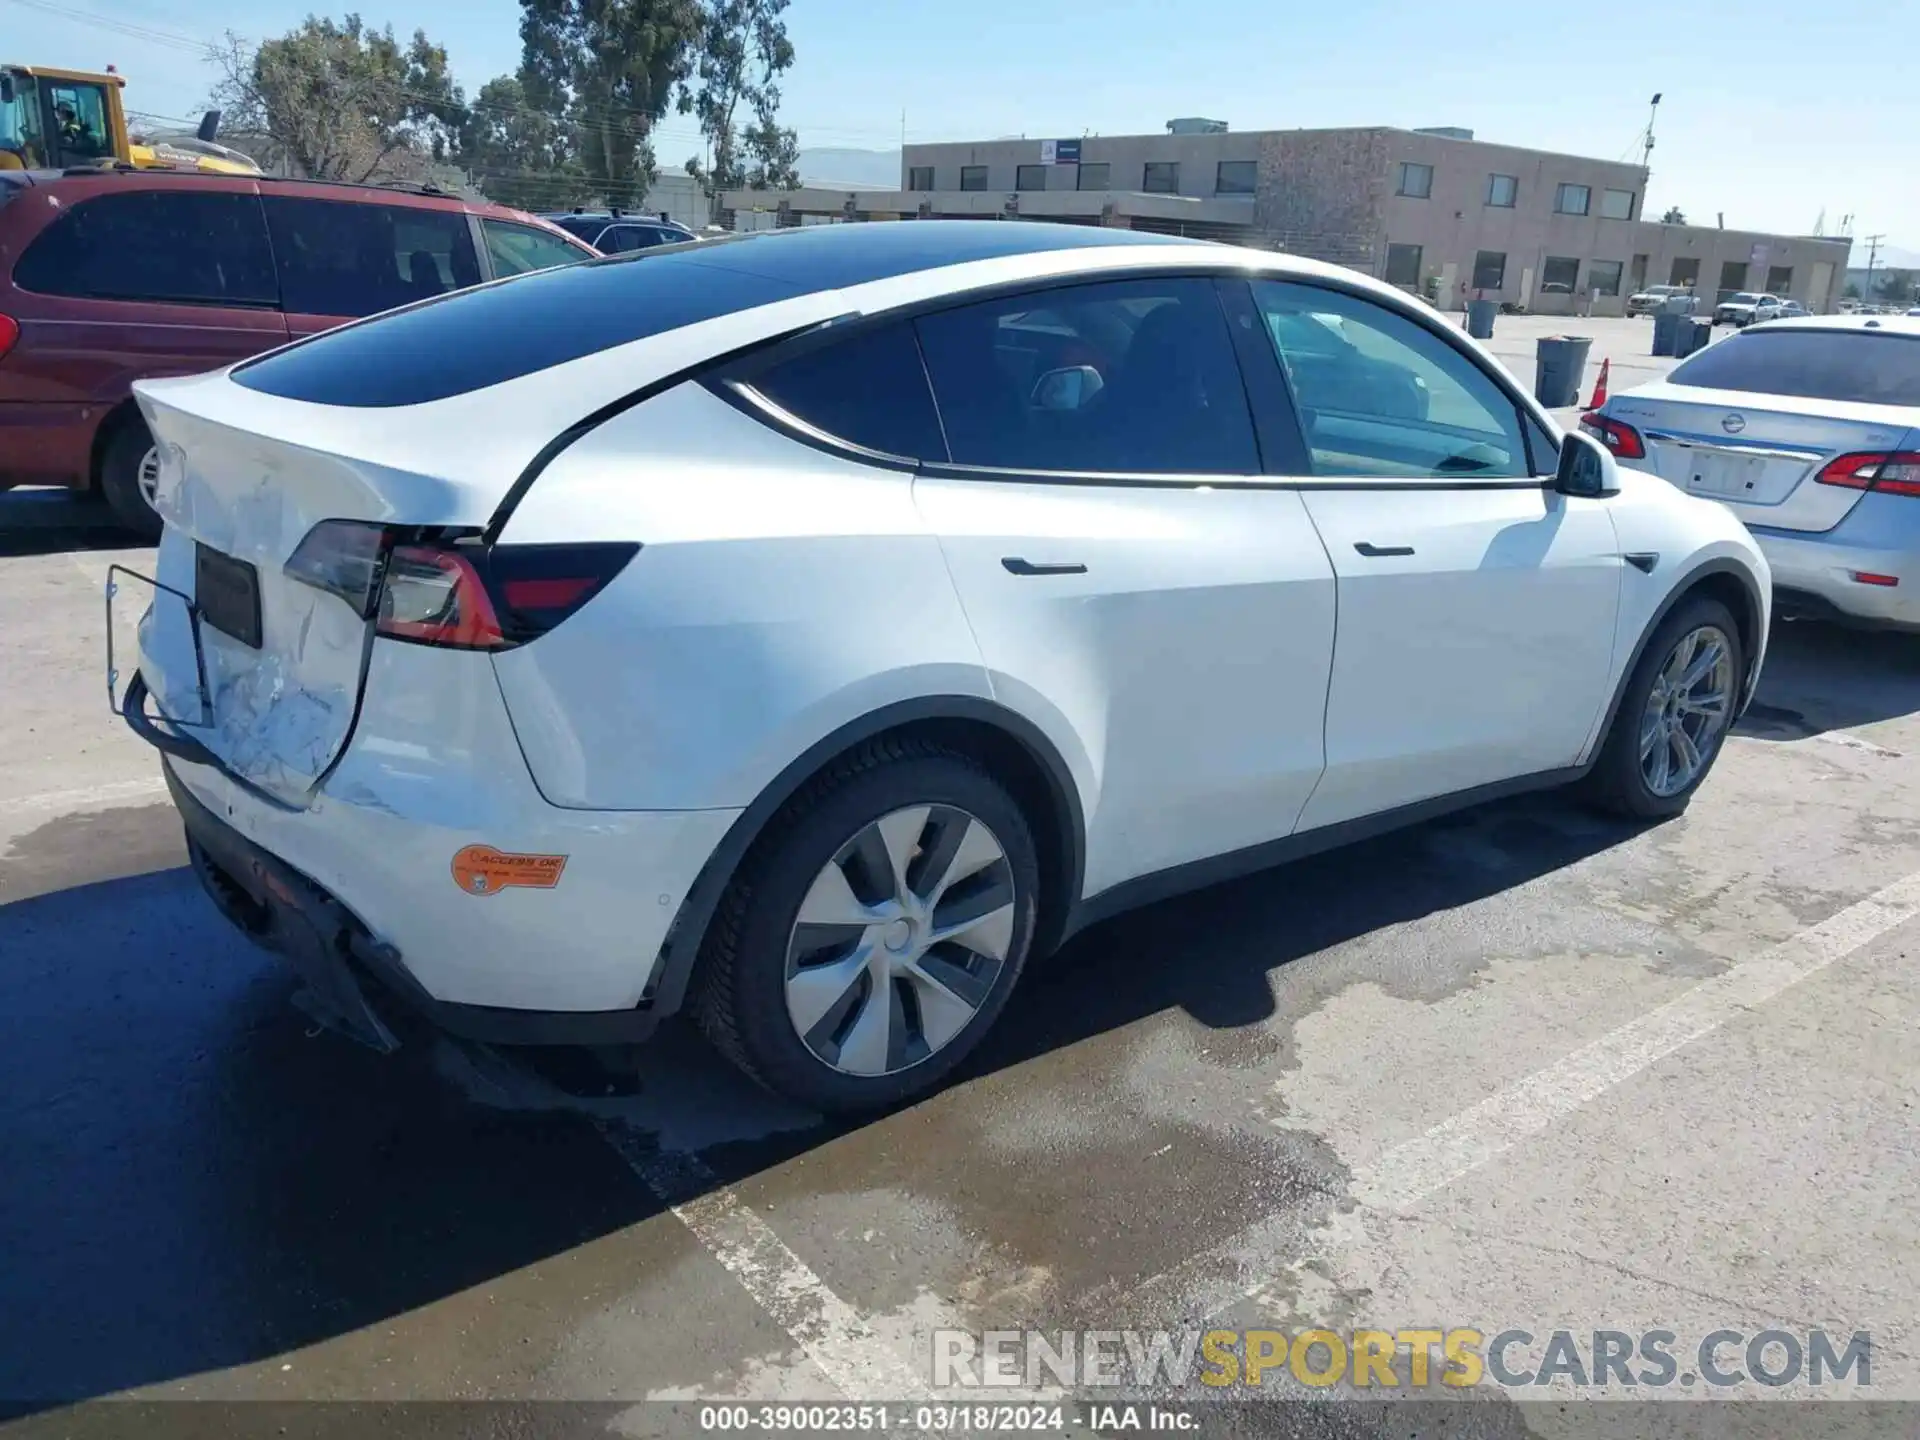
[1816,451,1920,498]
[1579,410,1645,460]
[0,314,18,362]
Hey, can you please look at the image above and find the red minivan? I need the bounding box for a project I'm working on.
[0,168,597,534]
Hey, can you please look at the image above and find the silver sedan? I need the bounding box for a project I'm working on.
[1582,316,1920,631]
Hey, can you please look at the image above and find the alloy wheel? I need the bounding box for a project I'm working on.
[1639,625,1734,798]
[784,804,1017,1077]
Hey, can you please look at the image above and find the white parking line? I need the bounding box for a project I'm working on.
[0,776,166,819]
[1352,866,1920,1213]
[598,1121,936,1400]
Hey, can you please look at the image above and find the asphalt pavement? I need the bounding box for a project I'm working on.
[4,398,1920,1440]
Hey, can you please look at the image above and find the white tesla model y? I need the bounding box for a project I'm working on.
[122,222,1769,1111]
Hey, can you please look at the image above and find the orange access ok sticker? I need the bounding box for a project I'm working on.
[451,844,568,896]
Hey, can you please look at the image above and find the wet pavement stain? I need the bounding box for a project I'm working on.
[0,799,185,905]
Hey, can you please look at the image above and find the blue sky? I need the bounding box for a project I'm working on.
[10,0,1914,259]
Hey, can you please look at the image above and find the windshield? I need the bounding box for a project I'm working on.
[0,72,46,167]
[1668,329,1920,406]
[1730,293,1762,304]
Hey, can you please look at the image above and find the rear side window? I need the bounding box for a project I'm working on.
[265,197,478,318]
[914,277,1259,475]
[14,191,277,307]
[733,323,945,461]
[482,219,588,276]
[1669,330,1920,406]
[233,251,797,407]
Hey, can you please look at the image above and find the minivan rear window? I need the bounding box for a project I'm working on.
[232,253,798,407]
[1668,329,1920,407]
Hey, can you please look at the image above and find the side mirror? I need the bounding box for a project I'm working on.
[0,74,15,106]
[1031,365,1104,412]
[196,109,222,143]
[1556,429,1619,497]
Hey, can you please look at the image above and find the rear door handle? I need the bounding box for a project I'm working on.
[1354,542,1415,558]
[1002,557,1088,576]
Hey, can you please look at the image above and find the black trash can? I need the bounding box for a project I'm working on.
[1534,335,1593,409]
[1466,298,1498,339]
[1678,316,1712,359]
[1652,312,1681,357]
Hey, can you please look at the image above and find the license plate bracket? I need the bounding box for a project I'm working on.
[195,542,263,649]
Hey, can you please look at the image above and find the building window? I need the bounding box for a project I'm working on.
[1384,243,1423,288]
[1767,265,1793,294]
[1601,188,1634,220]
[1485,173,1517,207]
[1669,257,1700,290]
[1629,254,1649,292]
[1541,256,1580,295]
[1396,162,1433,198]
[1076,162,1110,190]
[908,166,934,190]
[959,165,988,192]
[1472,250,1507,291]
[1143,161,1179,193]
[1555,183,1591,215]
[1016,164,1047,192]
[1718,260,1749,297]
[1588,260,1624,296]
[1215,160,1256,195]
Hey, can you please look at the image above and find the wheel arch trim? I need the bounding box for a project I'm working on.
[641,694,1089,1020]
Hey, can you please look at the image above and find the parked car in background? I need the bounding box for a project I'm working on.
[542,210,696,253]
[1628,283,1699,317]
[1714,292,1784,327]
[1775,299,1811,320]
[1584,315,1920,632]
[123,222,1767,1111]
[0,169,595,534]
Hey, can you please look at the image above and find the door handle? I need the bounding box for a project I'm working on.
[1002,557,1088,576]
[1353,542,1415,558]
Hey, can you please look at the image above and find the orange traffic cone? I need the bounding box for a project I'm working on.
[1588,357,1611,408]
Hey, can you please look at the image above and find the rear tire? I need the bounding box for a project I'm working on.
[99,417,163,540]
[1584,594,1743,820]
[695,737,1040,1113]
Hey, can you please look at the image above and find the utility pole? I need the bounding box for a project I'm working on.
[1864,233,1885,303]
[1641,93,1661,175]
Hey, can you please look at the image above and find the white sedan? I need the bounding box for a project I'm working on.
[121,222,1770,1110]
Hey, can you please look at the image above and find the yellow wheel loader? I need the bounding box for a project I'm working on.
[0,64,261,175]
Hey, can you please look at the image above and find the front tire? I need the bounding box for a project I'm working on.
[695,738,1040,1113]
[99,417,163,540]
[1584,595,1743,819]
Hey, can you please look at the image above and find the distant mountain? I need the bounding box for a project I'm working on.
[796,147,901,189]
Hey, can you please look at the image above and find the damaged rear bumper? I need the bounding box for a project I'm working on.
[164,760,671,1050]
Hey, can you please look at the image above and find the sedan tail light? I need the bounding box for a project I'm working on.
[1579,410,1645,460]
[285,520,638,650]
[1815,451,1920,498]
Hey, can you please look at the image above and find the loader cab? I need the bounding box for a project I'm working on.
[0,68,123,171]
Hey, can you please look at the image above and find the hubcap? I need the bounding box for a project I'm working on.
[1639,625,1734,798]
[136,446,162,507]
[784,804,1017,1078]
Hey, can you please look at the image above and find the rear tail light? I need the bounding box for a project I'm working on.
[0,314,18,362]
[283,522,637,650]
[1579,410,1645,460]
[1815,451,1920,498]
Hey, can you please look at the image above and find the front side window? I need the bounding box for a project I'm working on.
[1541,256,1580,294]
[732,322,945,460]
[1471,250,1507,291]
[1016,164,1047,192]
[908,165,934,189]
[1588,260,1624,296]
[596,226,650,254]
[1216,160,1256,195]
[483,219,588,277]
[915,276,1258,476]
[1252,279,1530,480]
[266,198,478,317]
[1486,173,1517,207]
[959,165,988,191]
[1142,161,1179,194]
[15,191,277,307]
[1076,162,1110,191]
[1555,183,1591,215]
[1601,188,1635,219]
